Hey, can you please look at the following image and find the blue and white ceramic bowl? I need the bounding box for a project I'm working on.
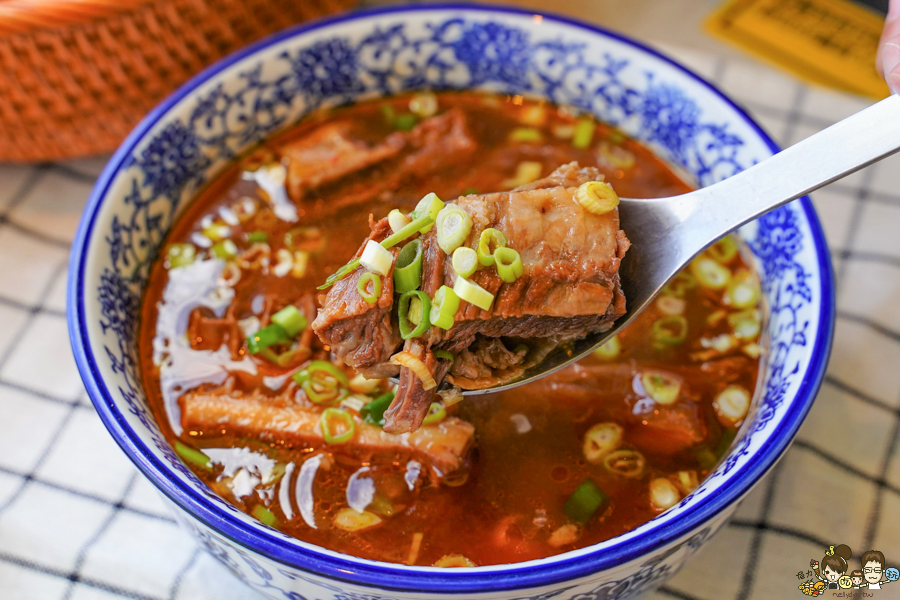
[68,4,835,599]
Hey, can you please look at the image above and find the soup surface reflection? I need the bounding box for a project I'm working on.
[139,92,762,566]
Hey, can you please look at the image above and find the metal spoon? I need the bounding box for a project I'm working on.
[467,94,900,395]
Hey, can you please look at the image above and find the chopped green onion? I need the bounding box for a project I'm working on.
[435,205,473,255]
[582,422,623,464]
[706,236,739,263]
[394,239,424,293]
[252,505,278,527]
[434,350,455,362]
[388,209,412,233]
[320,408,356,444]
[394,113,418,131]
[593,335,621,360]
[247,231,268,243]
[641,371,682,405]
[462,187,479,195]
[357,272,382,304]
[664,271,697,298]
[380,104,396,125]
[509,127,542,142]
[477,228,507,266]
[724,270,760,309]
[649,478,681,511]
[572,117,596,149]
[494,247,523,283]
[202,223,231,242]
[695,428,736,470]
[293,360,349,388]
[453,277,494,311]
[318,257,361,290]
[430,285,460,330]
[690,257,732,290]
[452,247,478,278]
[409,92,438,118]
[247,323,289,354]
[361,391,395,426]
[360,240,393,277]
[714,385,751,423]
[564,479,606,523]
[398,290,432,339]
[258,346,310,367]
[293,361,349,406]
[651,315,688,348]
[413,193,444,233]
[603,449,646,478]
[380,215,434,249]
[501,161,542,188]
[422,402,447,425]
[174,441,211,469]
[271,305,308,336]
[574,181,619,215]
[729,309,761,340]
[302,380,347,405]
[166,243,196,269]
[211,239,238,259]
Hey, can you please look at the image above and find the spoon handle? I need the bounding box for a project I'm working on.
[672,93,900,264]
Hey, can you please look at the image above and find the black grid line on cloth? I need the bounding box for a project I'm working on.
[0,293,66,319]
[834,163,877,287]
[824,375,900,416]
[728,519,832,551]
[837,310,900,345]
[732,81,808,600]
[791,440,900,497]
[0,549,165,600]
[861,390,900,549]
[834,249,900,271]
[60,473,140,600]
[167,548,201,600]
[828,183,900,207]
[658,585,708,600]
[0,462,174,523]
[0,380,82,409]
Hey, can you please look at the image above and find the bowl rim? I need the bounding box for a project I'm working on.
[67,2,835,593]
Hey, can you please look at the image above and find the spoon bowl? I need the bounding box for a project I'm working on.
[467,94,900,395]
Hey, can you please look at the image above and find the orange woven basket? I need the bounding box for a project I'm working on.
[0,0,355,162]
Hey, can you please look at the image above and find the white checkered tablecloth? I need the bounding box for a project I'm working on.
[2,14,900,600]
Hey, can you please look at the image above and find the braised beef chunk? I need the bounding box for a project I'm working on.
[280,109,476,213]
[313,162,630,433]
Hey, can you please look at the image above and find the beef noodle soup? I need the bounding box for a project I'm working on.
[139,92,763,567]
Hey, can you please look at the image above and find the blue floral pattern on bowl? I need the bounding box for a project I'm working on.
[69,5,834,600]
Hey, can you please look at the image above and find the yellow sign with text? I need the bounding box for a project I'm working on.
[706,0,890,99]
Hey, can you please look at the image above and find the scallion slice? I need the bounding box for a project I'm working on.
[690,257,732,290]
[564,479,606,523]
[357,273,382,304]
[361,391,395,426]
[247,323,289,354]
[413,193,444,233]
[320,408,356,444]
[398,290,432,339]
[430,285,460,330]
[494,247,524,283]
[574,181,619,215]
[174,441,211,469]
[388,209,411,233]
[452,247,478,278]
[318,258,361,290]
[422,402,447,425]
[166,243,196,269]
[360,240,393,276]
[650,315,688,348]
[211,239,238,259]
[293,361,350,405]
[477,228,507,266]
[435,205,473,255]
[572,117,596,149]
[453,277,494,311]
[252,505,278,527]
[271,305,308,336]
[509,127,542,142]
[394,239,424,293]
[706,236,739,263]
[434,350,455,362]
[247,231,268,243]
[641,371,682,405]
[380,214,434,249]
